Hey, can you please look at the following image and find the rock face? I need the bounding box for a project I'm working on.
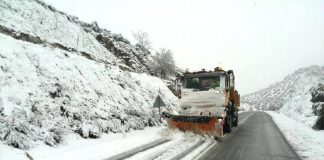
[310,84,324,130]
[241,65,324,127]
[95,33,153,74]
[0,0,179,149]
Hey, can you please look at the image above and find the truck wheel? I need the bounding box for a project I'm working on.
[223,116,232,133]
[233,112,238,127]
[214,136,223,142]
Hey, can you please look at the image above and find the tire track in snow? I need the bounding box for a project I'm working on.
[105,138,170,160]
[108,112,255,160]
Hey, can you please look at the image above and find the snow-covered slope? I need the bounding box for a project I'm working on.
[241,65,324,127]
[0,0,153,73]
[0,0,179,150]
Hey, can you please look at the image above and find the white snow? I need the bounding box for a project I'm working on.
[241,65,324,127]
[241,66,324,160]
[0,0,117,64]
[0,143,27,160]
[125,128,214,160]
[29,127,163,160]
[181,141,214,160]
[0,127,215,160]
[0,0,180,158]
[267,111,324,160]
[0,21,178,151]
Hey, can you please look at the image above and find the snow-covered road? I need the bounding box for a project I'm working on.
[0,112,256,160]
[0,126,214,160]
[3,111,323,160]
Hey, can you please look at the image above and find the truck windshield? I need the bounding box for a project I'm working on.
[182,76,225,90]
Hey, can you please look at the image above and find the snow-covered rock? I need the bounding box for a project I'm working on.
[0,0,179,150]
[241,65,324,127]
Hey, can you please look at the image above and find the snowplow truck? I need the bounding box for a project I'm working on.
[163,67,240,140]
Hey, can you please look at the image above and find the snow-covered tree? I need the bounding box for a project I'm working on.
[311,84,324,130]
[152,48,176,79]
[132,30,152,50]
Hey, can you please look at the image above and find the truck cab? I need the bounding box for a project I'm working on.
[179,67,240,133]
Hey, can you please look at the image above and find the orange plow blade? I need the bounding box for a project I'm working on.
[166,115,223,138]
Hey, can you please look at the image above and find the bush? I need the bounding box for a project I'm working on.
[313,103,324,130]
[151,48,176,78]
[0,117,33,149]
[311,84,324,130]
[78,123,100,138]
[310,84,324,103]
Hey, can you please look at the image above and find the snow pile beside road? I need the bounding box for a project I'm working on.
[267,111,324,160]
[29,127,164,160]
[0,143,26,160]
[241,65,324,127]
[0,127,211,160]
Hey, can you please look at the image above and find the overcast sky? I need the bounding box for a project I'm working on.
[43,0,324,95]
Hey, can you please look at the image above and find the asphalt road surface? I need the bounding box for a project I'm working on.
[199,111,300,160]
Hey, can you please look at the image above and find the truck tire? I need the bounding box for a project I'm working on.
[223,115,232,133]
[233,112,238,127]
[214,136,223,142]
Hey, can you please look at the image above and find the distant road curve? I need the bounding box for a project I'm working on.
[199,111,300,160]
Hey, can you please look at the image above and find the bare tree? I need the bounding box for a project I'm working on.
[132,30,152,50]
[152,48,176,78]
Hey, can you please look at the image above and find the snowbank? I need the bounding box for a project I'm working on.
[267,111,324,160]
[0,142,27,160]
[29,127,163,160]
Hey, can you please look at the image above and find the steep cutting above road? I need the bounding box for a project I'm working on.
[0,0,179,150]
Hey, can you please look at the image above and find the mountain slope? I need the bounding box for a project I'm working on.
[241,65,324,127]
[0,0,152,73]
[0,0,179,149]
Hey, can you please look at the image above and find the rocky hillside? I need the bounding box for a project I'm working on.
[0,0,179,149]
[0,0,153,74]
[241,65,324,127]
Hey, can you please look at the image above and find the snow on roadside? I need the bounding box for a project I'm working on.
[267,111,324,160]
[28,127,163,160]
[126,128,214,160]
[26,127,211,160]
[0,143,27,160]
